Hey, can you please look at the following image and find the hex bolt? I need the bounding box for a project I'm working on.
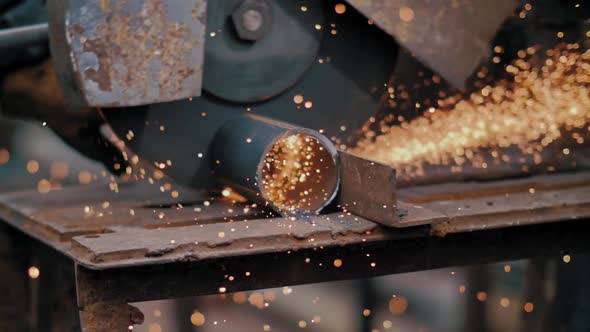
[231,0,271,41]
[242,9,263,32]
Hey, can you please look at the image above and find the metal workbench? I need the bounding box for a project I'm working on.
[1,171,590,331]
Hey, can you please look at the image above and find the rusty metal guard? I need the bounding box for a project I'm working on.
[48,0,207,107]
[346,0,517,87]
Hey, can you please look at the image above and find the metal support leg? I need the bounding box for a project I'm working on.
[0,224,31,331]
[79,302,144,332]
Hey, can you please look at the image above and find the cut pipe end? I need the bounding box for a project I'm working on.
[257,130,340,215]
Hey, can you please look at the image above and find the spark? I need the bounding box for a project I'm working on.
[148,324,161,332]
[294,94,304,104]
[389,297,408,314]
[260,134,336,214]
[500,297,510,307]
[352,46,590,181]
[37,179,51,194]
[399,7,414,22]
[190,311,206,326]
[28,266,40,279]
[476,291,487,302]
[383,320,393,329]
[27,160,39,174]
[249,292,265,309]
[0,149,10,165]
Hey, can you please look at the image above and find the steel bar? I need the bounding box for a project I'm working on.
[211,114,340,215]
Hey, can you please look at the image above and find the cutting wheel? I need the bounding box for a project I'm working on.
[103,0,398,189]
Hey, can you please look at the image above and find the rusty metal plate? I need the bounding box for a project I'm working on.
[0,180,263,243]
[399,171,590,204]
[398,171,590,234]
[345,0,517,87]
[0,180,206,216]
[395,201,449,227]
[70,213,379,268]
[428,184,590,235]
[48,0,207,107]
[2,172,590,273]
[29,201,259,242]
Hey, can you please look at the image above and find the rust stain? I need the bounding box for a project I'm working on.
[100,0,112,14]
[82,21,118,92]
[69,24,85,36]
[69,0,199,101]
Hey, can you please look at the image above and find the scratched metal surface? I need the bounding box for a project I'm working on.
[339,152,399,226]
[345,0,518,87]
[2,172,590,271]
[48,0,207,107]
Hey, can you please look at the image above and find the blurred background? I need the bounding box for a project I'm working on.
[130,257,589,332]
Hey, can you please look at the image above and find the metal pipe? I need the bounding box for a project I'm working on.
[211,114,340,216]
[0,23,48,50]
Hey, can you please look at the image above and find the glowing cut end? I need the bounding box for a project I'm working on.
[258,132,339,215]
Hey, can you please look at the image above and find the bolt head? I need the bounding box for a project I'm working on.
[242,9,264,32]
[231,0,271,41]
